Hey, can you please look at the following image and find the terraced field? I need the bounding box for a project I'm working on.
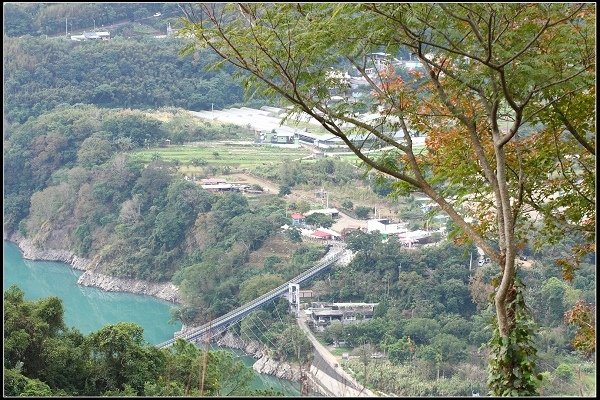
[131,142,313,168]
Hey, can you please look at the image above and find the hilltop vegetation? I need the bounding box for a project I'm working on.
[3,35,263,124]
[4,105,243,235]
[3,3,180,37]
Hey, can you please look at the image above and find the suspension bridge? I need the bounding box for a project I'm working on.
[157,243,349,349]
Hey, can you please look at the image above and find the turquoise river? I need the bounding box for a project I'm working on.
[3,241,300,396]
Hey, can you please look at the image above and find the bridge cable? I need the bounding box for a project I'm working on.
[237,312,294,396]
[264,299,308,395]
[301,269,357,395]
[270,297,315,396]
[247,310,281,351]
[194,313,290,396]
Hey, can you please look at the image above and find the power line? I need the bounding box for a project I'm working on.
[271,297,312,395]
[237,314,293,396]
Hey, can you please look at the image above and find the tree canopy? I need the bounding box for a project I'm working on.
[180,3,595,395]
[3,285,281,397]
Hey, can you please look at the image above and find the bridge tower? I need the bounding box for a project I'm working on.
[288,283,300,317]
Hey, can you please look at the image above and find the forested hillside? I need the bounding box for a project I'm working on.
[3,285,279,396]
[3,36,259,124]
[305,233,596,396]
[3,104,328,326]
[3,3,595,397]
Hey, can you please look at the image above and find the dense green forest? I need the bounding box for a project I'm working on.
[3,35,262,124]
[3,104,329,326]
[3,285,280,396]
[303,233,596,396]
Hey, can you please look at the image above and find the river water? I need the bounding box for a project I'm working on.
[3,241,300,396]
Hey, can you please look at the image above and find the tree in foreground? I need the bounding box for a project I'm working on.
[3,285,281,397]
[179,3,595,395]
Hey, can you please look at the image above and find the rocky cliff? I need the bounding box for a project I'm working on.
[9,232,87,267]
[7,232,180,303]
[77,271,180,303]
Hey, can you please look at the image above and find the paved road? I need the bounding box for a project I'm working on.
[332,210,367,232]
[298,313,375,397]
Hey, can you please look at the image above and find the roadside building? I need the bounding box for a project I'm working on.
[71,31,110,41]
[312,228,341,241]
[201,183,237,193]
[366,218,408,235]
[311,229,331,240]
[259,127,299,145]
[397,229,432,248]
[306,302,379,331]
[200,178,251,193]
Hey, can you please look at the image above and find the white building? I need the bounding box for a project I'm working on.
[71,31,110,41]
[366,218,408,235]
[304,208,340,218]
[397,230,432,248]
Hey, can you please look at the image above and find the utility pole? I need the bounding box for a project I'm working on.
[469,251,473,273]
[65,17,68,37]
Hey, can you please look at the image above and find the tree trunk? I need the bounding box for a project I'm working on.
[495,255,516,337]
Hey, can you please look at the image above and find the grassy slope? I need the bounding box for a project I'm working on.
[132,143,312,167]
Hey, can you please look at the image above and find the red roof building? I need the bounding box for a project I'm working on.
[291,212,304,220]
[312,229,332,240]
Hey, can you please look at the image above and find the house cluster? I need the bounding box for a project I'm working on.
[305,302,379,331]
[283,209,439,247]
[194,178,263,194]
[282,208,343,241]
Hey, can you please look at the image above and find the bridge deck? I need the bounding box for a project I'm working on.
[157,244,347,348]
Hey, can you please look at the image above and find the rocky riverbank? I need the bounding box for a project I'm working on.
[216,331,305,382]
[178,330,324,394]
[77,271,180,303]
[7,232,180,304]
